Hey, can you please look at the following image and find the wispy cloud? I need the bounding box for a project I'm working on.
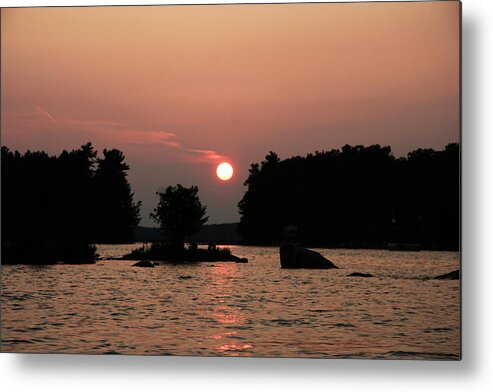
[34,105,62,129]
[4,108,226,164]
[189,148,224,162]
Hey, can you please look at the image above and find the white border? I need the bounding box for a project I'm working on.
[2,0,492,391]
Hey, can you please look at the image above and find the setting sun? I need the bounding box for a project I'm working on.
[216,162,233,181]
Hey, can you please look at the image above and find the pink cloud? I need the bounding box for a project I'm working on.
[2,107,226,164]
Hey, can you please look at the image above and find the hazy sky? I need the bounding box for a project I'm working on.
[1,2,460,225]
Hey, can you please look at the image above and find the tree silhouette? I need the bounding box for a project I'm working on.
[93,148,142,243]
[1,143,142,264]
[150,184,209,247]
[238,143,459,250]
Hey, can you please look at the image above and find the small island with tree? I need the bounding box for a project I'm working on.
[122,184,247,265]
[1,144,246,265]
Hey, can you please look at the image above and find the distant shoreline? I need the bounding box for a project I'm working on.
[133,224,459,252]
[123,239,460,253]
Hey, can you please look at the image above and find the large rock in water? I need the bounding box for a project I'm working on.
[132,260,154,268]
[348,272,373,277]
[280,244,337,269]
[434,269,460,280]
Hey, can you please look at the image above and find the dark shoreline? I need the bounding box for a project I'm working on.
[1,242,460,265]
[127,240,460,252]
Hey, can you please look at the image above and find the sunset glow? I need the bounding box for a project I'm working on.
[0,2,460,361]
[0,2,460,224]
[216,162,234,181]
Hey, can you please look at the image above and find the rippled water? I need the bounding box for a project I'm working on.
[1,245,460,359]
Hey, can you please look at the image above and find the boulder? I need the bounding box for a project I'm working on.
[229,255,248,263]
[132,260,154,268]
[280,244,338,269]
[434,269,460,280]
[348,272,373,277]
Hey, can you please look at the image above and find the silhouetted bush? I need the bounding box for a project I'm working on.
[123,242,234,262]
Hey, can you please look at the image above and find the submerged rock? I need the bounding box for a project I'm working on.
[434,269,460,280]
[279,244,338,269]
[223,254,248,263]
[348,272,373,277]
[132,260,154,268]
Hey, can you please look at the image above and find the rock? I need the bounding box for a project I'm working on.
[132,260,154,268]
[348,272,373,277]
[228,255,248,263]
[280,244,338,269]
[178,275,192,280]
[434,270,460,280]
[152,261,160,266]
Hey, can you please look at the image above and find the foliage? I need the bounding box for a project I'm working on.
[150,184,208,246]
[93,149,142,243]
[124,242,233,262]
[238,144,459,250]
[1,143,141,263]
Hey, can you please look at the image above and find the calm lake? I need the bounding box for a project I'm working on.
[1,245,460,359]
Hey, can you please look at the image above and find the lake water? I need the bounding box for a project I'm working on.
[1,245,460,359]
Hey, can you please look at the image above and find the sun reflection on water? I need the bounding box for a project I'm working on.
[1,246,460,358]
[200,263,254,355]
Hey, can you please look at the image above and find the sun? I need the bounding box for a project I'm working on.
[216,162,233,181]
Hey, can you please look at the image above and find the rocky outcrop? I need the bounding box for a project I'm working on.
[280,244,337,269]
[348,272,373,277]
[434,269,460,280]
[132,260,154,268]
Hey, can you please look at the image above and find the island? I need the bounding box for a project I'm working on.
[122,242,247,264]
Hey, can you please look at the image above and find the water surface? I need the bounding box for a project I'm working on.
[1,245,460,359]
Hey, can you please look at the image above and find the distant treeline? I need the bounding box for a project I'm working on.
[238,144,460,250]
[1,143,141,263]
[192,223,242,244]
[134,223,242,244]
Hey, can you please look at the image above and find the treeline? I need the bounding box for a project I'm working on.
[238,144,459,250]
[135,223,242,244]
[1,143,141,263]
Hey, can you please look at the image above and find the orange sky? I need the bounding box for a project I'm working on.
[1,2,460,224]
